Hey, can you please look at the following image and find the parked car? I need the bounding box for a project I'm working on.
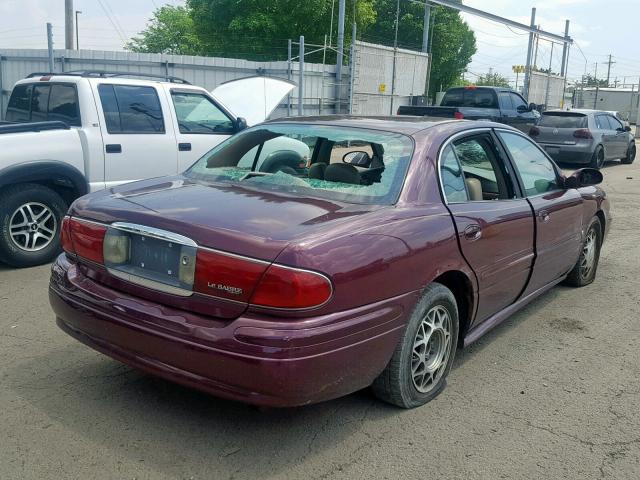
[0,72,294,267]
[49,116,609,409]
[529,109,636,168]
[397,86,540,132]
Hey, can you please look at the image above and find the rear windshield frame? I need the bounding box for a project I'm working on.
[184,123,416,206]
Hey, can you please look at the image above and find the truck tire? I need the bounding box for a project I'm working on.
[0,184,68,268]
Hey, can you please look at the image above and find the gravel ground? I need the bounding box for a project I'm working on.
[1,154,639,480]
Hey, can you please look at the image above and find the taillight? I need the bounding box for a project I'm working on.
[529,126,540,137]
[250,264,332,309]
[574,129,593,139]
[194,249,268,303]
[67,218,107,264]
[454,111,465,120]
[60,216,74,254]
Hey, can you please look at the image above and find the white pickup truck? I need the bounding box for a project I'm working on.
[0,72,295,267]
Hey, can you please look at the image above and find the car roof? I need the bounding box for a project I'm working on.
[264,115,465,135]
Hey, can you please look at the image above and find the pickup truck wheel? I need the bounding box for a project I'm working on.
[0,184,67,268]
[372,282,458,408]
[564,216,602,287]
[622,142,636,165]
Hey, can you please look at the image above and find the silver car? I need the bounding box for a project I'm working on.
[529,109,636,169]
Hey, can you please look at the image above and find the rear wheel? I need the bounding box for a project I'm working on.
[0,184,67,267]
[622,142,636,164]
[564,216,602,287]
[372,283,458,408]
[590,146,605,169]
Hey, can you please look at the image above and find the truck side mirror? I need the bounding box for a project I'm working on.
[234,117,248,132]
[528,103,537,112]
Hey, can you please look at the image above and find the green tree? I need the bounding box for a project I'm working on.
[363,0,476,98]
[476,71,510,87]
[126,5,203,55]
[581,74,608,87]
[187,0,377,61]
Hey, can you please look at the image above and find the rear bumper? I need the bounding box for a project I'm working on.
[539,143,593,164]
[49,255,414,407]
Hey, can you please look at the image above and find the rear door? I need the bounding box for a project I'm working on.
[93,82,178,187]
[595,114,617,160]
[440,131,535,324]
[496,129,583,295]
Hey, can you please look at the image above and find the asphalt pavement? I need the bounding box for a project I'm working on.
[1,154,639,479]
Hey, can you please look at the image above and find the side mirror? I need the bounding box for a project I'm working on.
[343,150,372,167]
[625,125,632,132]
[234,117,248,132]
[516,105,528,114]
[564,168,603,189]
[528,103,537,112]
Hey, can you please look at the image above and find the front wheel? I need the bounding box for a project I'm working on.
[564,216,602,287]
[0,184,68,268]
[622,142,636,164]
[590,146,605,169]
[372,283,459,408]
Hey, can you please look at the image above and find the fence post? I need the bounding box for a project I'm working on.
[544,43,554,108]
[298,36,304,116]
[287,39,292,116]
[348,42,356,114]
[0,54,4,121]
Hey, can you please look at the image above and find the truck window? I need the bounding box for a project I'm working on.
[98,84,165,134]
[171,92,234,134]
[5,84,31,122]
[48,84,81,126]
[498,92,514,110]
[30,85,50,122]
[441,88,498,109]
[509,93,528,111]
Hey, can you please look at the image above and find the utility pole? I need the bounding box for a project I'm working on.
[544,42,554,108]
[605,54,615,87]
[523,7,537,100]
[335,0,346,113]
[533,25,540,69]
[560,20,570,77]
[46,23,54,72]
[422,1,431,53]
[65,0,74,50]
[75,10,82,50]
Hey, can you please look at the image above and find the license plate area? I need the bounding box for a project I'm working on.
[103,224,197,295]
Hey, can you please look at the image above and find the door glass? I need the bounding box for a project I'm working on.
[453,136,511,201]
[98,84,165,134]
[498,131,560,196]
[171,92,234,134]
[48,84,81,126]
[6,84,31,122]
[510,93,528,111]
[498,92,514,111]
[30,85,50,122]
[440,145,468,203]
[595,115,610,130]
[608,115,623,131]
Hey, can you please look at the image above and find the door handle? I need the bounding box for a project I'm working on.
[538,210,550,223]
[178,142,192,152]
[105,144,122,154]
[463,224,482,241]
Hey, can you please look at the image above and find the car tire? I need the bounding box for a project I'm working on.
[564,216,602,287]
[622,142,636,165]
[372,282,459,408]
[589,146,605,169]
[0,184,68,268]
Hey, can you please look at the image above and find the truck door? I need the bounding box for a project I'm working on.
[440,131,535,325]
[509,92,538,133]
[495,130,583,296]
[92,82,178,188]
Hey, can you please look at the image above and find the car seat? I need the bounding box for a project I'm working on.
[324,163,361,184]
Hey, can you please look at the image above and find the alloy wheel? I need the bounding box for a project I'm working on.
[411,305,453,393]
[580,228,597,280]
[9,202,57,252]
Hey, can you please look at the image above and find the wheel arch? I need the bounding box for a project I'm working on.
[432,270,475,348]
[0,160,88,206]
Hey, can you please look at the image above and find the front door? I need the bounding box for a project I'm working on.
[440,132,535,324]
[496,130,584,296]
[606,114,629,158]
[93,82,178,188]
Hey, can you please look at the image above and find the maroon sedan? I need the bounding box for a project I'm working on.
[49,117,609,408]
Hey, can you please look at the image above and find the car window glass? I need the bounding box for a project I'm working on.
[595,115,610,130]
[98,84,165,134]
[48,84,81,126]
[498,92,514,110]
[453,136,510,201]
[440,145,468,203]
[539,114,587,128]
[171,92,234,134]
[608,115,623,130]
[30,85,50,122]
[6,84,31,122]
[510,93,528,110]
[498,131,560,196]
[441,89,498,108]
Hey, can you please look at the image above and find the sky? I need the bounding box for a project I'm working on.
[0,0,638,88]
